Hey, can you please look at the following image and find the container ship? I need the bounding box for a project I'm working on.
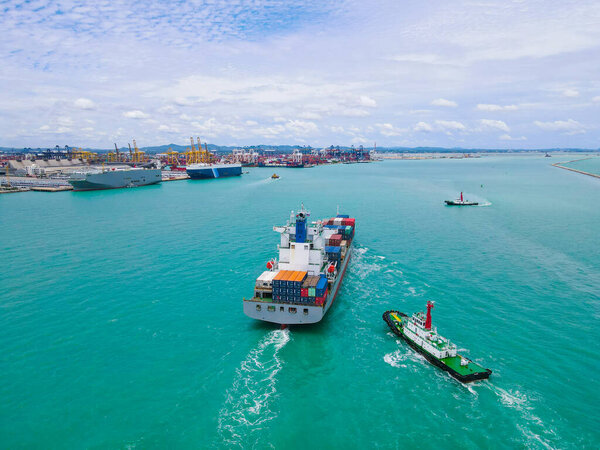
[243,206,356,326]
[383,301,491,382]
[68,167,162,191]
[186,162,242,179]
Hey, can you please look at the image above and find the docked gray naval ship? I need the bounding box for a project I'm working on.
[68,166,162,191]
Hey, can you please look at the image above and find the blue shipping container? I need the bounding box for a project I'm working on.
[316,276,328,291]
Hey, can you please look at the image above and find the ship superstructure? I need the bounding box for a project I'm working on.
[383,301,491,382]
[243,206,355,325]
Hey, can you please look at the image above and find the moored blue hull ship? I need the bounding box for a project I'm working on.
[186,163,242,179]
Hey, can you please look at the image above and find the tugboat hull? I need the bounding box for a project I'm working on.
[445,200,479,206]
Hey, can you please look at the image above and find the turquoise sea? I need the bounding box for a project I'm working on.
[559,156,600,176]
[1,156,599,449]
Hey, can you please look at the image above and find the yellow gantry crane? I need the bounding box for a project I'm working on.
[167,147,180,166]
[131,139,146,163]
[72,148,97,161]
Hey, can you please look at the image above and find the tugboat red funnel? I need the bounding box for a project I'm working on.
[425,300,434,330]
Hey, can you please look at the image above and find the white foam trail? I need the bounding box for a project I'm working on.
[217,329,290,449]
[489,385,557,449]
[384,349,408,368]
[384,346,428,371]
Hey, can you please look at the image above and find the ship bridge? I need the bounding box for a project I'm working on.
[274,207,332,275]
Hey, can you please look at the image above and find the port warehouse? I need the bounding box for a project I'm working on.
[252,216,356,307]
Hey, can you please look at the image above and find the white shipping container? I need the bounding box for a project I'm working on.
[256,270,278,288]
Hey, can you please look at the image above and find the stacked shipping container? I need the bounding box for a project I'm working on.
[271,270,308,304]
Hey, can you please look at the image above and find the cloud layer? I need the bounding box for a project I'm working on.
[1,0,600,148]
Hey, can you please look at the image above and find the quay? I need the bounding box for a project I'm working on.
[30,186,73,192]
[552,159,600,180]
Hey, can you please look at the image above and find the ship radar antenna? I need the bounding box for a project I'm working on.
[336,205,340,215]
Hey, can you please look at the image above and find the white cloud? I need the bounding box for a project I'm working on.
[435,120,466,131]
[562,89,579,98]
[499,134,526,141]
[285,120,318,136]
[123,110,149,119]
[74,98,95,110]
[338,108,371,117]
[376,123,405,137]
[593,96,600,103]
[431,98,457,107]
[476,104,518,111]
[158,124,178,132]
[534,119,584,134]
[414,121,433,132]
[351,136,369,144]
[174,97,194,106]
[245,120,258,126]
[480,119,509,132]
[158,105,179,115]
[39,125,50,131]
[358,96,377,107]
[390,53,444,65]
[298,111,322,120]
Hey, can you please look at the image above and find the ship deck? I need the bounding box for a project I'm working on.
[440,355,489,376]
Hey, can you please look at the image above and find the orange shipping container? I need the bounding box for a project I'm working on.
[273,270,288,281]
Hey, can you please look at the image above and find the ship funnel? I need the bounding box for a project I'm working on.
[425,301,434,330]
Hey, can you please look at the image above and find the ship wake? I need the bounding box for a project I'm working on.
[216,329,290,449]
[488,385,557,449]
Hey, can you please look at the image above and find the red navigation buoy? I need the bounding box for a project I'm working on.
[328,264,335,273]
[266,260,273,269]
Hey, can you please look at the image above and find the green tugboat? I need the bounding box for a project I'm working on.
[383,301,491,382]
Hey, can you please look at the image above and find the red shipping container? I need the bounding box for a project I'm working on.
[342,218,355,226]
[331,233,342,240]
[301,288,308,297]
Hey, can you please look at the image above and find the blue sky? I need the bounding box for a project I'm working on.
[1,0,600,148]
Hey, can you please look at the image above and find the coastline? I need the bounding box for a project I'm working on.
[552,157,600,179]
